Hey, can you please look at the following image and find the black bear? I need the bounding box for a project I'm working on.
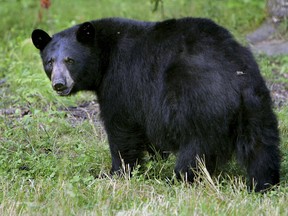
[32,17,280,192]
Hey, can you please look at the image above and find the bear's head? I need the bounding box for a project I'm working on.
[31,22,99,96]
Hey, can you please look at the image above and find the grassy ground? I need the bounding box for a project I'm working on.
[1,0,288,215]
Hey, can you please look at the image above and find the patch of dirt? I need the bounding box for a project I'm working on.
[58,100,102,127]
[267,82,288,108]
[247,20,288,56]
[250,40,288,56]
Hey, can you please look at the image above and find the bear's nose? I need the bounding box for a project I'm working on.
[53,82,67,91]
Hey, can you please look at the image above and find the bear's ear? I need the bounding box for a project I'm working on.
[76,22,95,43]
[31,29,52,50]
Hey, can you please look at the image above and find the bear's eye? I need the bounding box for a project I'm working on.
[46,59,53,67]
[64,57,75,64]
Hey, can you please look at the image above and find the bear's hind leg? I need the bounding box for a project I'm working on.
[238,89,281,192]
[174,141,217,183]
[107,125,148,176]
[245,144,280,192]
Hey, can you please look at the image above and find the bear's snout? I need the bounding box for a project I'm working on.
[51,77,74,96]
[50,66,75,96]
[52,80,67,91]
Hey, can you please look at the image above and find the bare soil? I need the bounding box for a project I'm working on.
[247,20,288,56]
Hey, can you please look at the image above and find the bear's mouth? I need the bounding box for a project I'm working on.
[56,86,73,96]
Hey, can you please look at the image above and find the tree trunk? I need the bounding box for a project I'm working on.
[267,0,288,21]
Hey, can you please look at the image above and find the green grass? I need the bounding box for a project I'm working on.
[1,0,288,215]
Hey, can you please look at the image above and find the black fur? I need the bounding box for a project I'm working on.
[32,17,280,192]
